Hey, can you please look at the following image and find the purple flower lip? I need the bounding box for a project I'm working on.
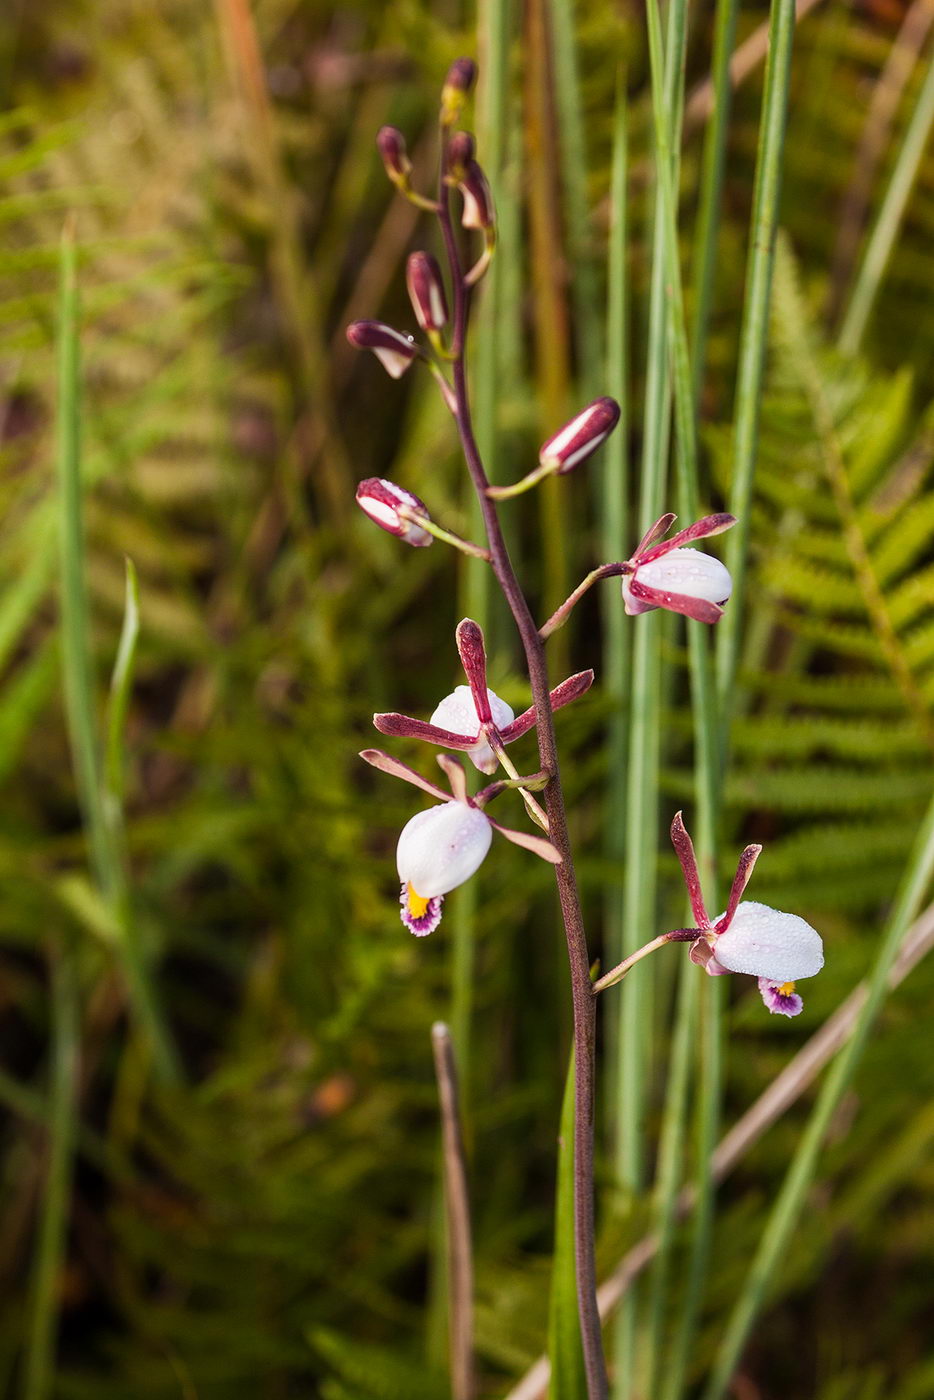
[758,979,804,1018]
[621,512,736,624]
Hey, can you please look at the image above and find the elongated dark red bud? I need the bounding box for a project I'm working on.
[377,126,411,187]
[458,160,494,230]
[346,321,418,379]
[406,252,449,333]
[539,396,621,474]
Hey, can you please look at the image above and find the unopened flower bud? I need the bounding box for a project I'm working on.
[539,396,621,474]
[356,478,433,547]
[346,321,418,379]
[376,126,411,187]
[441,57,477,126]
[458,160,495,230]
[406,252,449,333]
[444,131,476,185]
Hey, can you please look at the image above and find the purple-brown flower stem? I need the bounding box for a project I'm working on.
[539,563,629,639]
[439,158,608,1399]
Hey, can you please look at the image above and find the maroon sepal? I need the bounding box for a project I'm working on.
[627,578,724,625]
[714,843,763,933]
[638,512,737,565]
[500,670,595,742]
[670,812,710,928]
[372,713,477,749]
[455,618,492,723]
[632,512,677,560]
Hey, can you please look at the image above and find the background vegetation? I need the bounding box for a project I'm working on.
[1,0,933,1396]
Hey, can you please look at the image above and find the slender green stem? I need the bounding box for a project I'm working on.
[22,945,79,1400]
[401,509,491,559]
[431,1023,475,1400]
[838,42,934,358]
[703,788,934,1400]
[715,0,796,733]
[594,933,681,994]
[603,74,630,1164]
[644,957,696,1399]
[57,225,111,897]
[643,3,725,1390]
[549,0,604,396]
[540,564,626,639]
[689,0,740,410]
[617,7,689,1394]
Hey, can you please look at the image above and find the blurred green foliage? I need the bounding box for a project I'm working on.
[0,1,933,1397]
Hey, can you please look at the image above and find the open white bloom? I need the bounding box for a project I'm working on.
[429,686,515,774]
[619,513,736,624]
[361,747,562,938]
[707,901,824,981]
[397,801,493,935]
[622,548,733,618]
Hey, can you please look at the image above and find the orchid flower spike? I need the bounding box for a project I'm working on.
[372,617,594,773]
[355,478,432,547]
[621,512,736,625]
[669,813,824,1016]
[360,749,560,935]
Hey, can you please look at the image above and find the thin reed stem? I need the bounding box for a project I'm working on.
[715,0,797,734]
[838,37,934,358]
[643,2,723,1389]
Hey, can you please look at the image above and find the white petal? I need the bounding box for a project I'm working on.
[712,900,824,981]
[430,686,515,772]
[635,548,732,605]
[396,802,493,898]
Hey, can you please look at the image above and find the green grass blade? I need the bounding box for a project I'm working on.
[715,0,797,731]
[550,0,603,395]
[56,225,179,1085]
[703,785,934,1400]
[548,1047,587,1399]
[643,3,725,1392]
[105,557,140,810]
[603,77,630,1146]
[690,0,740,409]
[22,945,79,1400]
[838,41,934,358]
[56,222,112,897]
